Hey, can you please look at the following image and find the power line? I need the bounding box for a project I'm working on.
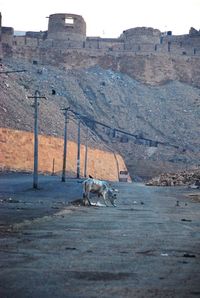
[69,109,180,150]
[65,108,193,180]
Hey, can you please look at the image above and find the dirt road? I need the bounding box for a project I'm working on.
[0,173,200,297]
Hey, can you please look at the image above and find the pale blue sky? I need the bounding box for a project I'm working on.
[0,0,199,37]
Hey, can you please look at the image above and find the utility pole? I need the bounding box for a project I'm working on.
[52,158,55,176]
[28,90,46,189]
[77,118,81,179]
[61,107,70,182]
[84,127,89,178]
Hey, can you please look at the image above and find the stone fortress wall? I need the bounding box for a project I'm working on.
[0,12,200,64]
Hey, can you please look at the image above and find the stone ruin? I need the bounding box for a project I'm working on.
[0,12,200,65]
[48,13,86,41]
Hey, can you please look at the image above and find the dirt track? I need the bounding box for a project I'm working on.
[0,173,200,297]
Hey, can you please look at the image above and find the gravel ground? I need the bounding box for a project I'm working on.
[0,173,200,298]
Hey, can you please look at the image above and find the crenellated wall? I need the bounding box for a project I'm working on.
[0,12,200,62]
[0,128,128,181]
[0,12,200,88]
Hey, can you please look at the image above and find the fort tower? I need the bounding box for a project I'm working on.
[47,13,86,42]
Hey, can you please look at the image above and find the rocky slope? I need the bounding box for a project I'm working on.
[0,58,200,179]
[98,53,200,88]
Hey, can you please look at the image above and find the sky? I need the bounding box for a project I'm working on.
[0,0,199,37]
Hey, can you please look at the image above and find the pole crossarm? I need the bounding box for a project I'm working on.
[61,107,70,111]
[0,70,27,74]
[28,96,47,99]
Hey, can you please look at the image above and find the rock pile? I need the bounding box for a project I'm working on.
[146,168,200,187]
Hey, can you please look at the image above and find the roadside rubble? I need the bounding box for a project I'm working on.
[146,168,200,187]
[0,197,20,203]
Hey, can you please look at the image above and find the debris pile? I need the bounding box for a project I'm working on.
[146,168,200,187]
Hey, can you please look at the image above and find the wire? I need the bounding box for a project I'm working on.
[69,109,180,150]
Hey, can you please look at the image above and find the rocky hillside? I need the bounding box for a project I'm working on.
[98,53,200,88]
[0,58,200,179]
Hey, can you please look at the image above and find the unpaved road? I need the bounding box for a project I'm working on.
[0,173,200,298]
